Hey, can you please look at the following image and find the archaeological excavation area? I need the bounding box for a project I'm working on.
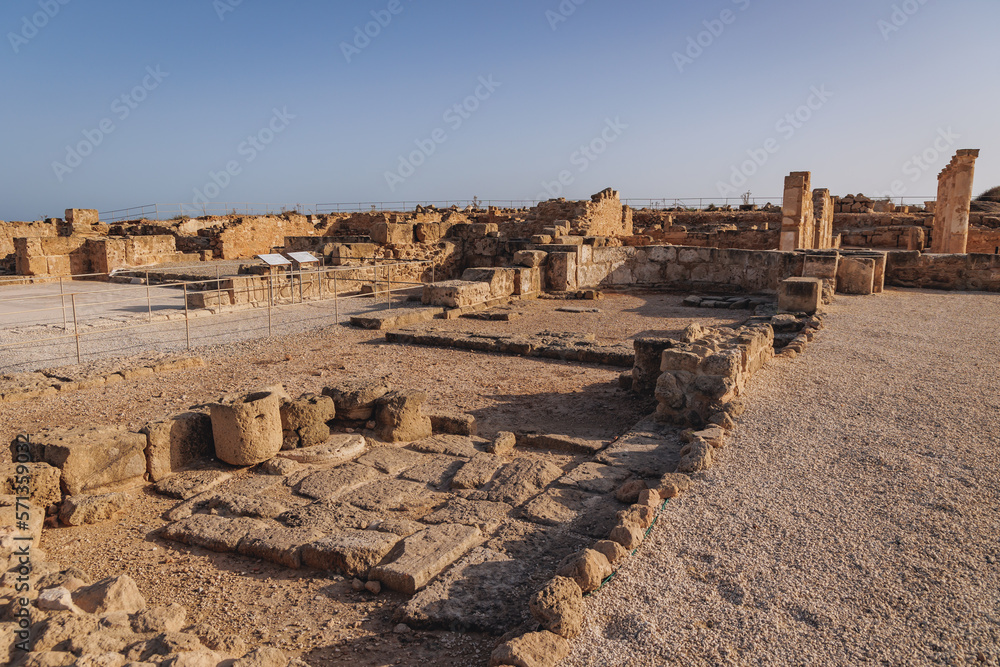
[2,157,1000,667]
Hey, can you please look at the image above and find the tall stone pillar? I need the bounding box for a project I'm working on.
[932,149,979,254]
[812,189,834,249]
[780,172,813,251]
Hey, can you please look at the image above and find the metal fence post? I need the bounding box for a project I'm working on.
[387,265,392,310]
[59,277,68,331]
[216,265,222,309]
[146,271,152,322]
[71,293,81,364]
[268,274,273,336]
[333,272,339,324]
[183,283,191,350]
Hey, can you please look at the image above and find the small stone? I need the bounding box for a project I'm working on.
[657,473,693,499]
[365,580,381,595]
[489,631,569,667]
[609,523,644,550]
[593,540,630,568]
[708,412,735,430]
[637,489,660,508]
[529,577,584,639]
[490,431,516,455]
[394,623,412,634]
[614,479,648,504]
[351,579,365,592]
[555,549,612,594]
[37,587,82,613]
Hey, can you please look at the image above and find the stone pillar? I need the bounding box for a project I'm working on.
[932,150,979,254]
[812,189,834,249]
[780,172,813,251]
[210,390,284,466]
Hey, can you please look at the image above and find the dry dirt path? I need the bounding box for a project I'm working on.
[566,288,1000,667]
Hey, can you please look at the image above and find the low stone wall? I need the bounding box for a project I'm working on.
[13,235,194,278]
[839,226,925,251]
[885,251,1000,291]
[968,228,1000,254]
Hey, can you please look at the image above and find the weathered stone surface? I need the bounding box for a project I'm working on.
[614,479,648,504]
[357,447,428,475]
[422,497,512,533]
[609,522,645,550]
[559,462,631,495]
[161,515,267,552]
[368,518,425,537]
[204,492,287,519]
[0,461,62,513]
[300,530,401,577]
[593,539,630,568]
[514,250,547,268]
[189,622,247,655]
[677,439,714,473]
[618,504,656,531]
[529,577,584,639]
[143,412,214,483]
[154,471,231,500]
[656,472,693,499]
[59,491,132,526]
[72,575,145,614]
[428,411,477,436]
[778,277,822,314]
[210,391,284,466]
[132,603,187,634]
[555,549,612,594]
[231,647,290,667]
[280,394,336,431]
[422,280,492,308]
[164,476,280,522]
[124,632,205,662]
[26,426,148,496]
[276,434,367,465]
[347,478,445,515]
[517,433,606,455]
[322,379,391,421]
[296,462,380,500]
[483,458,563,507]
[31,614,100,652]
[398,547,534,634]
[462,267,516,299]
[375,391,433,443]
[237,526,324,569]
[490,432,516,456]
[451,453,502,490]
[19,651,78,667]
[37,586,82,613]
[258,457,300,476]
[370,523,482,595]
[489,631,570,667]
[160,651,227,667]
[277,499,382,533]
[400,454,466,488]
[520,489,619,539]
[596,419,681,477]
[411,434,489,458]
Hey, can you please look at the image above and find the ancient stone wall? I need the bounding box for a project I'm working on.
[14,236,91,276]
[931,150,980,254]
[885,251,1000,291]
[967,228,1000,254]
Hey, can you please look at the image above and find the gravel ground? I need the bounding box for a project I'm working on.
[566,288,1000,667]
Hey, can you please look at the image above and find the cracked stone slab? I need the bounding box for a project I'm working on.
[276,434,367,465]
[154,471,232,500]
[450,453,503,491]
[347,478,447,515]
[421,497,512,533]
[478,458,563,507]
[399,454,466,488]
[204,493,287,519]
[520,488,621,538]
[517,433,607,455]
[370,523,483,595]
[295,463,380,501]
[165,476,281,521]
[237,526,324,569]
[160,515,268,553]
[398,547,537,634]
[300,530,402,578]
[558,462,633,495]
[594,420,682,477]
[409,434,490,458]
[357,447,429,476]
[277,498,384,534]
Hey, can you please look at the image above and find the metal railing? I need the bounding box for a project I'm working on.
[0,259,435,369]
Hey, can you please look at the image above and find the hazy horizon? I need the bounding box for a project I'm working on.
[1,0,997,222]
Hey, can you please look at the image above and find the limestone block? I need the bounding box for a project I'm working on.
[529,577,583,639]
[59,492,132,526]
[322,379,390,421]
[428,411,477,436]
[489,631,570,667]
[836,257,876,295]
[65,209,99,225]
[514,266,542,295]
[210,391,284,466]
[461,267,516,298]
[484,458,563,506]
[414,222,443,243]
[72,575,145,614]
[451,453,503,490]
[555,549,612,593]
[593,539,630,568]
[143,412,214,482]
[1,461,62,513]
[514,250,547,268]
[546,252,578,291]
[632,336,675,394]
[369,523,482,594]
[301,530,401,578]
[421,280,491,308]
[778,277,822,314]
[375,390,432,443]
[371,222,414,245]
[660,349,701,373]
[25,426,147,496]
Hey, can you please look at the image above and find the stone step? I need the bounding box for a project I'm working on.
[349,306,444,330]
[369,523,483,595]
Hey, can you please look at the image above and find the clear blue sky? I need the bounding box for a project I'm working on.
[1,0,997,221]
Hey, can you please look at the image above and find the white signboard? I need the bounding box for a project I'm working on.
[286,252,320,264]
[257,254,292,266]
